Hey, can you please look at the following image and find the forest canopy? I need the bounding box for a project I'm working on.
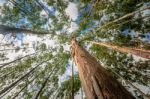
[0,0,150,99]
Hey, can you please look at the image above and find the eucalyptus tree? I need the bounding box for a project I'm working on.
[0,0,150,99]
[71,38,135,99]
[0,25,50,35]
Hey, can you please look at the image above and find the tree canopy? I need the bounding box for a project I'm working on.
[0,0,150,99]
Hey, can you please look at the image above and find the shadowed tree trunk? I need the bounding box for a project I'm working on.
[71,38,135,99]
[0,47,33,51]
[0,25,49,35]
[89,41,150,60]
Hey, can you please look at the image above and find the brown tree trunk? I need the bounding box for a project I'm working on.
[71,38,135,99]
[89,41,150,60]
[0,25,49,35]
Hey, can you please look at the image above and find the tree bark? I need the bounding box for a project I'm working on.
[89,41,150,60]
[71,38,135,99]
[0,25,49,35]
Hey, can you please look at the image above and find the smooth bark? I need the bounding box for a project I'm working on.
[71,38,135,99]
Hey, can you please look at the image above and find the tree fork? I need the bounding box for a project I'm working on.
[71,38,135,99]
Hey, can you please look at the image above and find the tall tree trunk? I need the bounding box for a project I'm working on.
[0,25,49,35]
[71,38,135,99]
[12,77,36,99]
[96,6,150,31]
[35,0,49,16]
[0,60,47,96]
[0,53,35,68]
[0,47,33,51]
[71,62,74,99]
[33,66,57,99]
[89,41,150,60]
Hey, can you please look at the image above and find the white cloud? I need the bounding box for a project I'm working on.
[68,22,78,33]
[65,2,78,21]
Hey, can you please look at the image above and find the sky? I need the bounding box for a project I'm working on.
[0,0,5,5]
[0,1,79,61]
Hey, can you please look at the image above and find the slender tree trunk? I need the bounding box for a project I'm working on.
[0,60,47,96]
[12,77,36,99]
[89,41,150,60]
[71,62,74,99]
[71,38,135,99]
[96,6,150,31]
[35,0,49,16]
[8,0,28,15]
[0,53,35,68]
[81,87,84,99]
[0,25,49,35]
[33,66,57,99]
[0,47,33,51]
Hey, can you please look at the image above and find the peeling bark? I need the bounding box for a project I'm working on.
[71,38,135,99]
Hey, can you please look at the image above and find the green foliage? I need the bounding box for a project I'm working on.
[113,33,132,46]
[0,0,150,98]
[90,44,150,86]
[80,0,92,4]
[57,74,81,98]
